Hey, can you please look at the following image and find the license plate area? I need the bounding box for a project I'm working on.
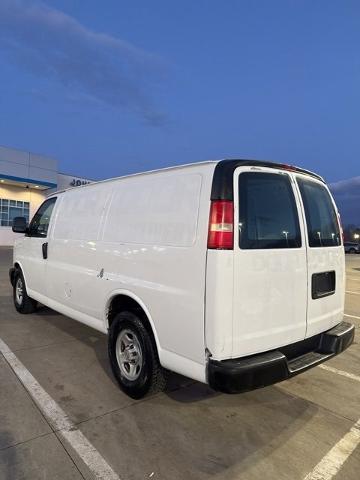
[312,271,336,299]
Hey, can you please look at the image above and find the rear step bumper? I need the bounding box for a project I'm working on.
[208,321,355,394]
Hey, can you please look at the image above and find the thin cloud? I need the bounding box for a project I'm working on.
[0,0,167,125]
[329,176,360,195]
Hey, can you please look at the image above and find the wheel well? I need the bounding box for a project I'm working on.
[107,295,155,339]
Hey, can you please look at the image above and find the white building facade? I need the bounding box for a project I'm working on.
[0,145,91,246]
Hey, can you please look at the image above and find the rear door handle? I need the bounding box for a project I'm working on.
[42,242,48,259]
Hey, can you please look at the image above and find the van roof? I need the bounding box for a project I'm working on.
[49,159,323,197]
[49,160,216,196]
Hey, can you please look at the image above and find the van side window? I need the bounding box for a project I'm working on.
[28,197,57,238]
[238,172,301,249]
[297,178,340,247]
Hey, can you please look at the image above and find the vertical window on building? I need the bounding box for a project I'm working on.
[0,199,30,227]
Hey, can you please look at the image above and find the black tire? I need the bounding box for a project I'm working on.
[350,248,356,254]
[13,270,37,314]
[108,311,167,399]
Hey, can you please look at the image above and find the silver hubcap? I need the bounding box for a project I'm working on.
[15,278,24,305]
[116,329,143,381]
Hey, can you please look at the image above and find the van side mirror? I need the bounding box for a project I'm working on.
[12,216,28,233]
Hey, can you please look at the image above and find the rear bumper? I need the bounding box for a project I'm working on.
[208,321,355,394]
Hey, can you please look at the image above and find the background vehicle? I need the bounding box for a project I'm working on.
[344,242,360,254]
[9,160,354,399]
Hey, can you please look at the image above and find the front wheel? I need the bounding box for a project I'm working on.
[108,311,167,399]
[13,271,37,314]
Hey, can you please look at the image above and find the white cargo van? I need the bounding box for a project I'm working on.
[10,160,354,399]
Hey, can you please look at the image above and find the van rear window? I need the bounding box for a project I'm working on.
[297,178,341,247]
[238,172,301,249]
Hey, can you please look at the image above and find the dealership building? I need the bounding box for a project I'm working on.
[0,145,92,246]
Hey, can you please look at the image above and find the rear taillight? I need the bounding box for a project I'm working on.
[207,200,234,249]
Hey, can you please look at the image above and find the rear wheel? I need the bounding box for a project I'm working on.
[13,271,37,314]
[108,311,167,399]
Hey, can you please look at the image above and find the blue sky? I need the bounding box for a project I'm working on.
[0,0,359,183]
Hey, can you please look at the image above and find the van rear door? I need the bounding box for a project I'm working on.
[232,166,308,357]
[295,175,344,338]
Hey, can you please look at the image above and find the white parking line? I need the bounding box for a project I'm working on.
[0,337,120,480]
[344,313,360,321]
[304,353,360,479]
[303,418,360,480]
[346,290,360,295]
[318,364,360,383]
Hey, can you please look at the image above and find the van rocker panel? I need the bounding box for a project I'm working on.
[208,321,354,394]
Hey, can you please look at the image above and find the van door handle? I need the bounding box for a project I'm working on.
[42,242,48,259]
